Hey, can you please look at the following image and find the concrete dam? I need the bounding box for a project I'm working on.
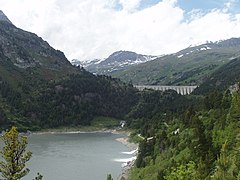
[134,85,198,95]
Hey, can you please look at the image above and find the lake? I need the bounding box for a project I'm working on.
[22,132,134,180]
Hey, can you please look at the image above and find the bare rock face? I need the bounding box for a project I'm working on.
[0,10,78,82]
[0,10,12,24]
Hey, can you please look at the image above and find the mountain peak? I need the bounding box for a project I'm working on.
[108,50,137,58]
[72,50,157,75]
[0,10,12,24]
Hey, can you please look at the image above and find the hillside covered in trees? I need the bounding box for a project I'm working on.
[0,16,139,131]
[1,10,240,180]
[194,57,240,94]
[126,86,240,179]
[0,69,138,131]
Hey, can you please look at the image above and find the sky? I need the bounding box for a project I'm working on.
[1,0,240,61]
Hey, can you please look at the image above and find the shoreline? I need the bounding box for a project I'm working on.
[30,127,138,180]
[31,127,122,135]
[115,136,138,151]
[116,135,139,180]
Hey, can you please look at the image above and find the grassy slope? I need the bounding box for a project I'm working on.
[194,57,240,94]
[113,47,240,86]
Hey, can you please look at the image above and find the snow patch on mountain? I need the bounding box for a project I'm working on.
[177,54,184,58]
[176,44,213,59]
[71,51,158,74]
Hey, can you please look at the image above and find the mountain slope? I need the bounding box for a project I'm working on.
[0,14,79,87]
[72,51,157,75]
[113,39,240,85]
[0,10,12,24]
[194,57,240,94]
[0,11,139,131]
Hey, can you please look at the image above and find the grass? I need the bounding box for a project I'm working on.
[90,116,120,128]
[33,116,121,133]
[113,47,236,85]
[129,131,145,143]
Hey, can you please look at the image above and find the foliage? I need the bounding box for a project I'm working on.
[91,116,119,128]
[212,143,236,180]
[0,73,138,130]
[0,126,42,180]
[107,174,113,180]
[0,20,140,131]
[194,57,240,94]
[164,161,200,180]
[129,86,240,180]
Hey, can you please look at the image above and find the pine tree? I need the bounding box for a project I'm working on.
[164,161,200,180]
[212,143,236,180]
[0,127,42,180]
[107,174,113,180]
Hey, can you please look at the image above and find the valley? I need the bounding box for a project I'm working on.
[0,8,240,180]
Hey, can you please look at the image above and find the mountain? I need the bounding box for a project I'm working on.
[0,11,139,131]
[108,39,240,85]
[0,10,12,24]
[194,56,240,94]
[71,51,157,75]
[0,11,79,88]
[71,58,102,68]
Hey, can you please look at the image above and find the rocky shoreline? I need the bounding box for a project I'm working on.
[115,136,138,151]
[116,135,139,180]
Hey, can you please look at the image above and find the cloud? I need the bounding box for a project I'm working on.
[224,0,238,8]
[223,0,239,12]
[119,0,142,12]
[0,0,240,61]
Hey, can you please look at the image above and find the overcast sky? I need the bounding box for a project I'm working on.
[1,0,240,61]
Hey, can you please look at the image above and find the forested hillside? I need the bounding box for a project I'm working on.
[0,16,139,131]
[194,57,240,94]
[0,69,138,131]
[127,86,240,179]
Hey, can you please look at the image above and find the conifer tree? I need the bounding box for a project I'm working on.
[107,174,113,180]
[0,127,42,180]
[164,161,200,180]
[212,143,236,180]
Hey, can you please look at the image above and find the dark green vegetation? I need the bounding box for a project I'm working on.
[19,73,137,130]
[0,126,42,179]
[0,19,138,131]
[194,57,240,94]
[127,86,240,179]
[0,68,138,131]
[113,39,240,85]
[91,116,119,128]
[107,174,113,180]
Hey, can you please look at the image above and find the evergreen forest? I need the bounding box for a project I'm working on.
[127,87,240,179]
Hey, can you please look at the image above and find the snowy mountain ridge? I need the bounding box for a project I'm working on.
[71,50,157,75]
